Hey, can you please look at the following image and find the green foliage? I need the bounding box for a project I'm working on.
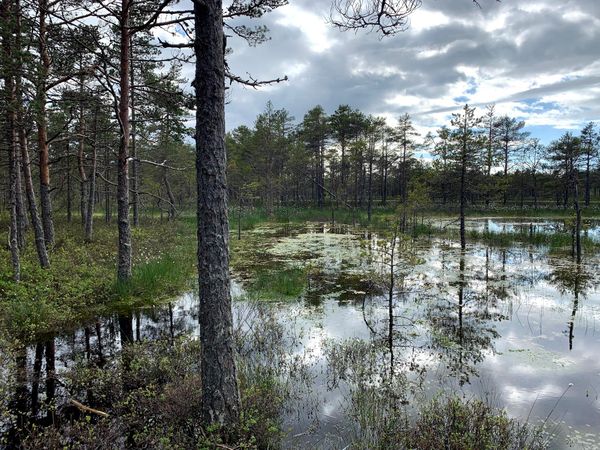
[405,396,548,450]
[0,219,196,341]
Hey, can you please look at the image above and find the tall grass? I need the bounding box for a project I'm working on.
[247,267,307,300]
[113,252,193,303]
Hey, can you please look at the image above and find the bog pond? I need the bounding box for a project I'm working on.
[2,218,600,449]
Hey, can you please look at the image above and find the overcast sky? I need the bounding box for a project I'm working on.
[208,0,600,144]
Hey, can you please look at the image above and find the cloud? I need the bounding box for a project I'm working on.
[222,0,600,142]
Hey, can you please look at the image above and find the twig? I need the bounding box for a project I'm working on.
[69,399,109,418]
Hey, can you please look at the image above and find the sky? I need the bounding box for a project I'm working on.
[214,0,600,145]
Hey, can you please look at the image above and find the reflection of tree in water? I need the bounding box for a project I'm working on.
[548,261,593,351]
[1,299,199,447]
[361,226,424,381]
[427,250,503,386]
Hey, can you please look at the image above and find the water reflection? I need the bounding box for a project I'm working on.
[427,250,502,385]
[2,222,599,448]
[548,262,592,351]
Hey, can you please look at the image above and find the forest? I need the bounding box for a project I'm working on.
[1,0,599,449]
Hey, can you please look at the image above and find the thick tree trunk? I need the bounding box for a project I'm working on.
[117,0,132,281]
[37,0,55,247]
[2,1,20,280]
[194,0,241,427]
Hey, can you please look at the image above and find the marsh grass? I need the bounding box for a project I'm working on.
[113,252,193,304]
[403,396,549,450]
[247,267,307,300]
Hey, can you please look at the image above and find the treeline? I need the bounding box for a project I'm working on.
[227,102,600,214]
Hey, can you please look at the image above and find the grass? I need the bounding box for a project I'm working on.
[247,266,308,300]
[0,218,196,341]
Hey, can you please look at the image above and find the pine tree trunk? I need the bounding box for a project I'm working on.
[66,143,72,222]
[85,109,98,242]
[585,153,591,207]
[117,0,132,281]
[8,110,21,281]
[37,0,55,247]
[130,44,140,226]
[104,145,111,223]
[2,1,20,280]
[194,0,240,428]
[19,124,50,268]
[78,85,87,226]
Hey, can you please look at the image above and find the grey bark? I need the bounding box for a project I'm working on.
[194,0,241,427]
[117,0,132,281]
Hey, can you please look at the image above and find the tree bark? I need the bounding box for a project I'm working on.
[117,0,132,281]
[194,0,241,428]
[15,149,27,249]
[7,109,21,281]
[2,0,20,280]
[85,108,98,242]
[130,40,140,226]
[37,0,55,247]
[78,77,88,225]
[19,126,50,268]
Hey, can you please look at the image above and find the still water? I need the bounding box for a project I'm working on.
[3,221,600,448]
